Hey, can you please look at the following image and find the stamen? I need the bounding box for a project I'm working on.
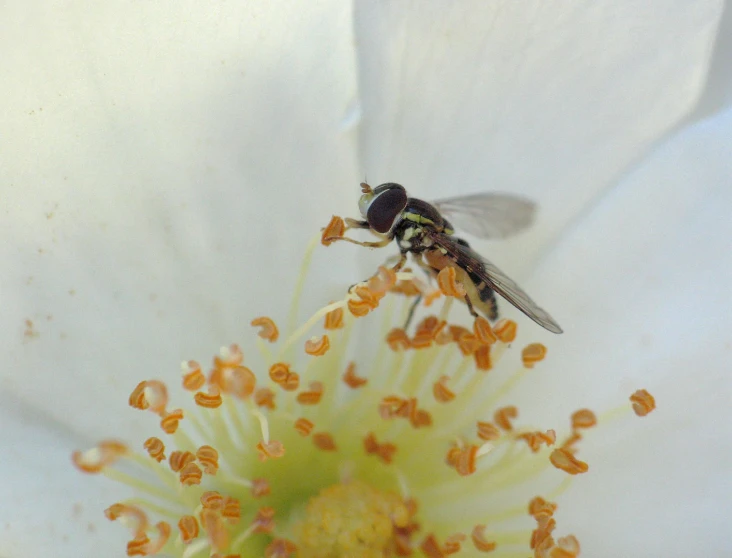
[471,525,497,552]
[473,317,497,345]
[253,507,275,533]
[256,440,285,461]
[129,380,168,414]
[143,437,166,462]
[342,362,367,388]
[323,305,344,329]
[196,445,219,475]
[265,539,298,558]
[251,478,271,498]
[313,432,337,451]
[160,408,184,434]
[494,406,518,431]
[363,432,397,464]
[571,409,597,429]
[194,386,223,409]
[179,462,203,486]
[476,421,501,441]
[521,343,547,368]
[493,319,517,343]
[294,418,314,436]
[251,316,280,342]
[386,328,411,351]
[304,335,330,356]
[181,360,206,391]
[72,440,128,473]
[320,215,345,246]
[474,344,492,371]
[168,450,196,472]
[549,448,589,475]
[433,375,456,403]
[268,363,300,391]
[178,515,199,544]
[296,381,324,405]
[630,389,656,416]
[437,267,467,297]
[254,387,276,410]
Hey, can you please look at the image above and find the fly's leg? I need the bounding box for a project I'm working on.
[324,235,392,249]
[463,293,480,318]
[403,294,423,330]
[344,217,370,230]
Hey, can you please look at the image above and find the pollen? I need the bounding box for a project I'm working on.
[294,482,412,557]
[630,389,656,416]
[251,316,280,342]
[304,334,330,356]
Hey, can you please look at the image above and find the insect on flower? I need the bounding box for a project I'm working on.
[326,182,563,334]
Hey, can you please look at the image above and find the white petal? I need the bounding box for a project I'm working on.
[1,2,360,440]
[354,2,722,274]
[523,107,732,555]
[0,397,128,557]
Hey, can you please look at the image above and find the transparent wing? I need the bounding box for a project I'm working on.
[432,193,536,239]
[428,232,563,334]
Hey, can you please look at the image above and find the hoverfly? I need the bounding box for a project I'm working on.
[328,182,562,334]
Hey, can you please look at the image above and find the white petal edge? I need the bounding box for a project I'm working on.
[519,105,732,556]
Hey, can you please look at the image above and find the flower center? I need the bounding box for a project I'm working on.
[294,481,412,557]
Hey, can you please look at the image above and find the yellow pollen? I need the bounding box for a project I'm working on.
[295,482,411,558]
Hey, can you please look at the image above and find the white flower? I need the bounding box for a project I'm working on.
[1,2,730,557]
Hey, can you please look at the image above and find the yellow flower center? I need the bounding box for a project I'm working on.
[295,482,410,557]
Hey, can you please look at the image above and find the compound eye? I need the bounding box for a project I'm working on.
[367,183,408,233]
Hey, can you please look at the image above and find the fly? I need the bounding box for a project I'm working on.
[327,182,563,334]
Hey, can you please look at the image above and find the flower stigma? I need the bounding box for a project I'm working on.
[73,216,655,557]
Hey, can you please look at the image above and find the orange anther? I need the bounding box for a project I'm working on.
[160,408,184,434]
[493,319,517,343]
[181,360,206,391]
[211,365,256,399]
[321,215,346,246]
[253,507,275,534]
[555,535,581,557]
[251,316,279,342]
[294,417,314,436]
[474,344,492,371]
[269,363,290,383]
[448,444,479,476]
[413,409,433,428]
[168,451,196,473]
[222,496,241,523]
[528,497,557,519]
[196,445,219,475]
[630,389,656,416]
[420,534,446,558]
[571,409,597,429]
[386,328,411,351]
[368,266,398,294]
[561,431,583,452]
[342,362,367,388]
[72,440,128,474]
[313,432,337,451]
[251,478,271,498]
[550,448,589,475]
[304,335,330,356]
[476,422,501,441]
[521,343,547,368]
[104,503,149,536]
[213,344,244,368]
[363,432,397,464]
[457,333,481,356]
[178,515,199,544]
[126,534,149,556]
[200,509,229,552]
[179,462,203,486]
[444,533,466,553]
[194,387,223,409]
[423,288,442,306]
[143,437,166,462]
[255,387,276,410]
[129,380,168,414]
[323,305,344,329]
[433,375,455,403]
[471,525,497,552]
[265,538,298,558]
[200,490,224,510]
[473,317,497,345]
[347,297,372,317]
[517,430,556,453]
[494,406,518,431]
[437,267,466,297]
[296,382,324,405]
[256,440,285,461]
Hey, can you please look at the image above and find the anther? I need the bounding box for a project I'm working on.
[143,437,166,462]
[323,305,344,329]
[294,417,314,436]
[521,343,547,368]
[251,317,280,342]
[296,381,324,405]
[493,319,517,343]
[433,375,455,403]
[437,267,467,297]
[159,408,184,434]
[168,450,195,473]
[342,362,367,388]
[473,317,497,345]
[476,421,501,441]
[363,432,397,464]
[72,440,128,473]
[181,360,206,391]
[471,525,497,552]
[265,539,298,558]
[570,409,597,429]
[494,406,518,431]
[256,440,285,461]
[194,386,223,409]
[179,462,203,486]
[313,432,337,451]
[630,389,656,416]
[255,387,276,410]
[253,507,275,533]
[304,335,330,356]
[251,478,271,498]
[196,445,219,475]
[386,328,411,351]
[178,515,199,544]
[321,215,345,246]
[549,448,589,475]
